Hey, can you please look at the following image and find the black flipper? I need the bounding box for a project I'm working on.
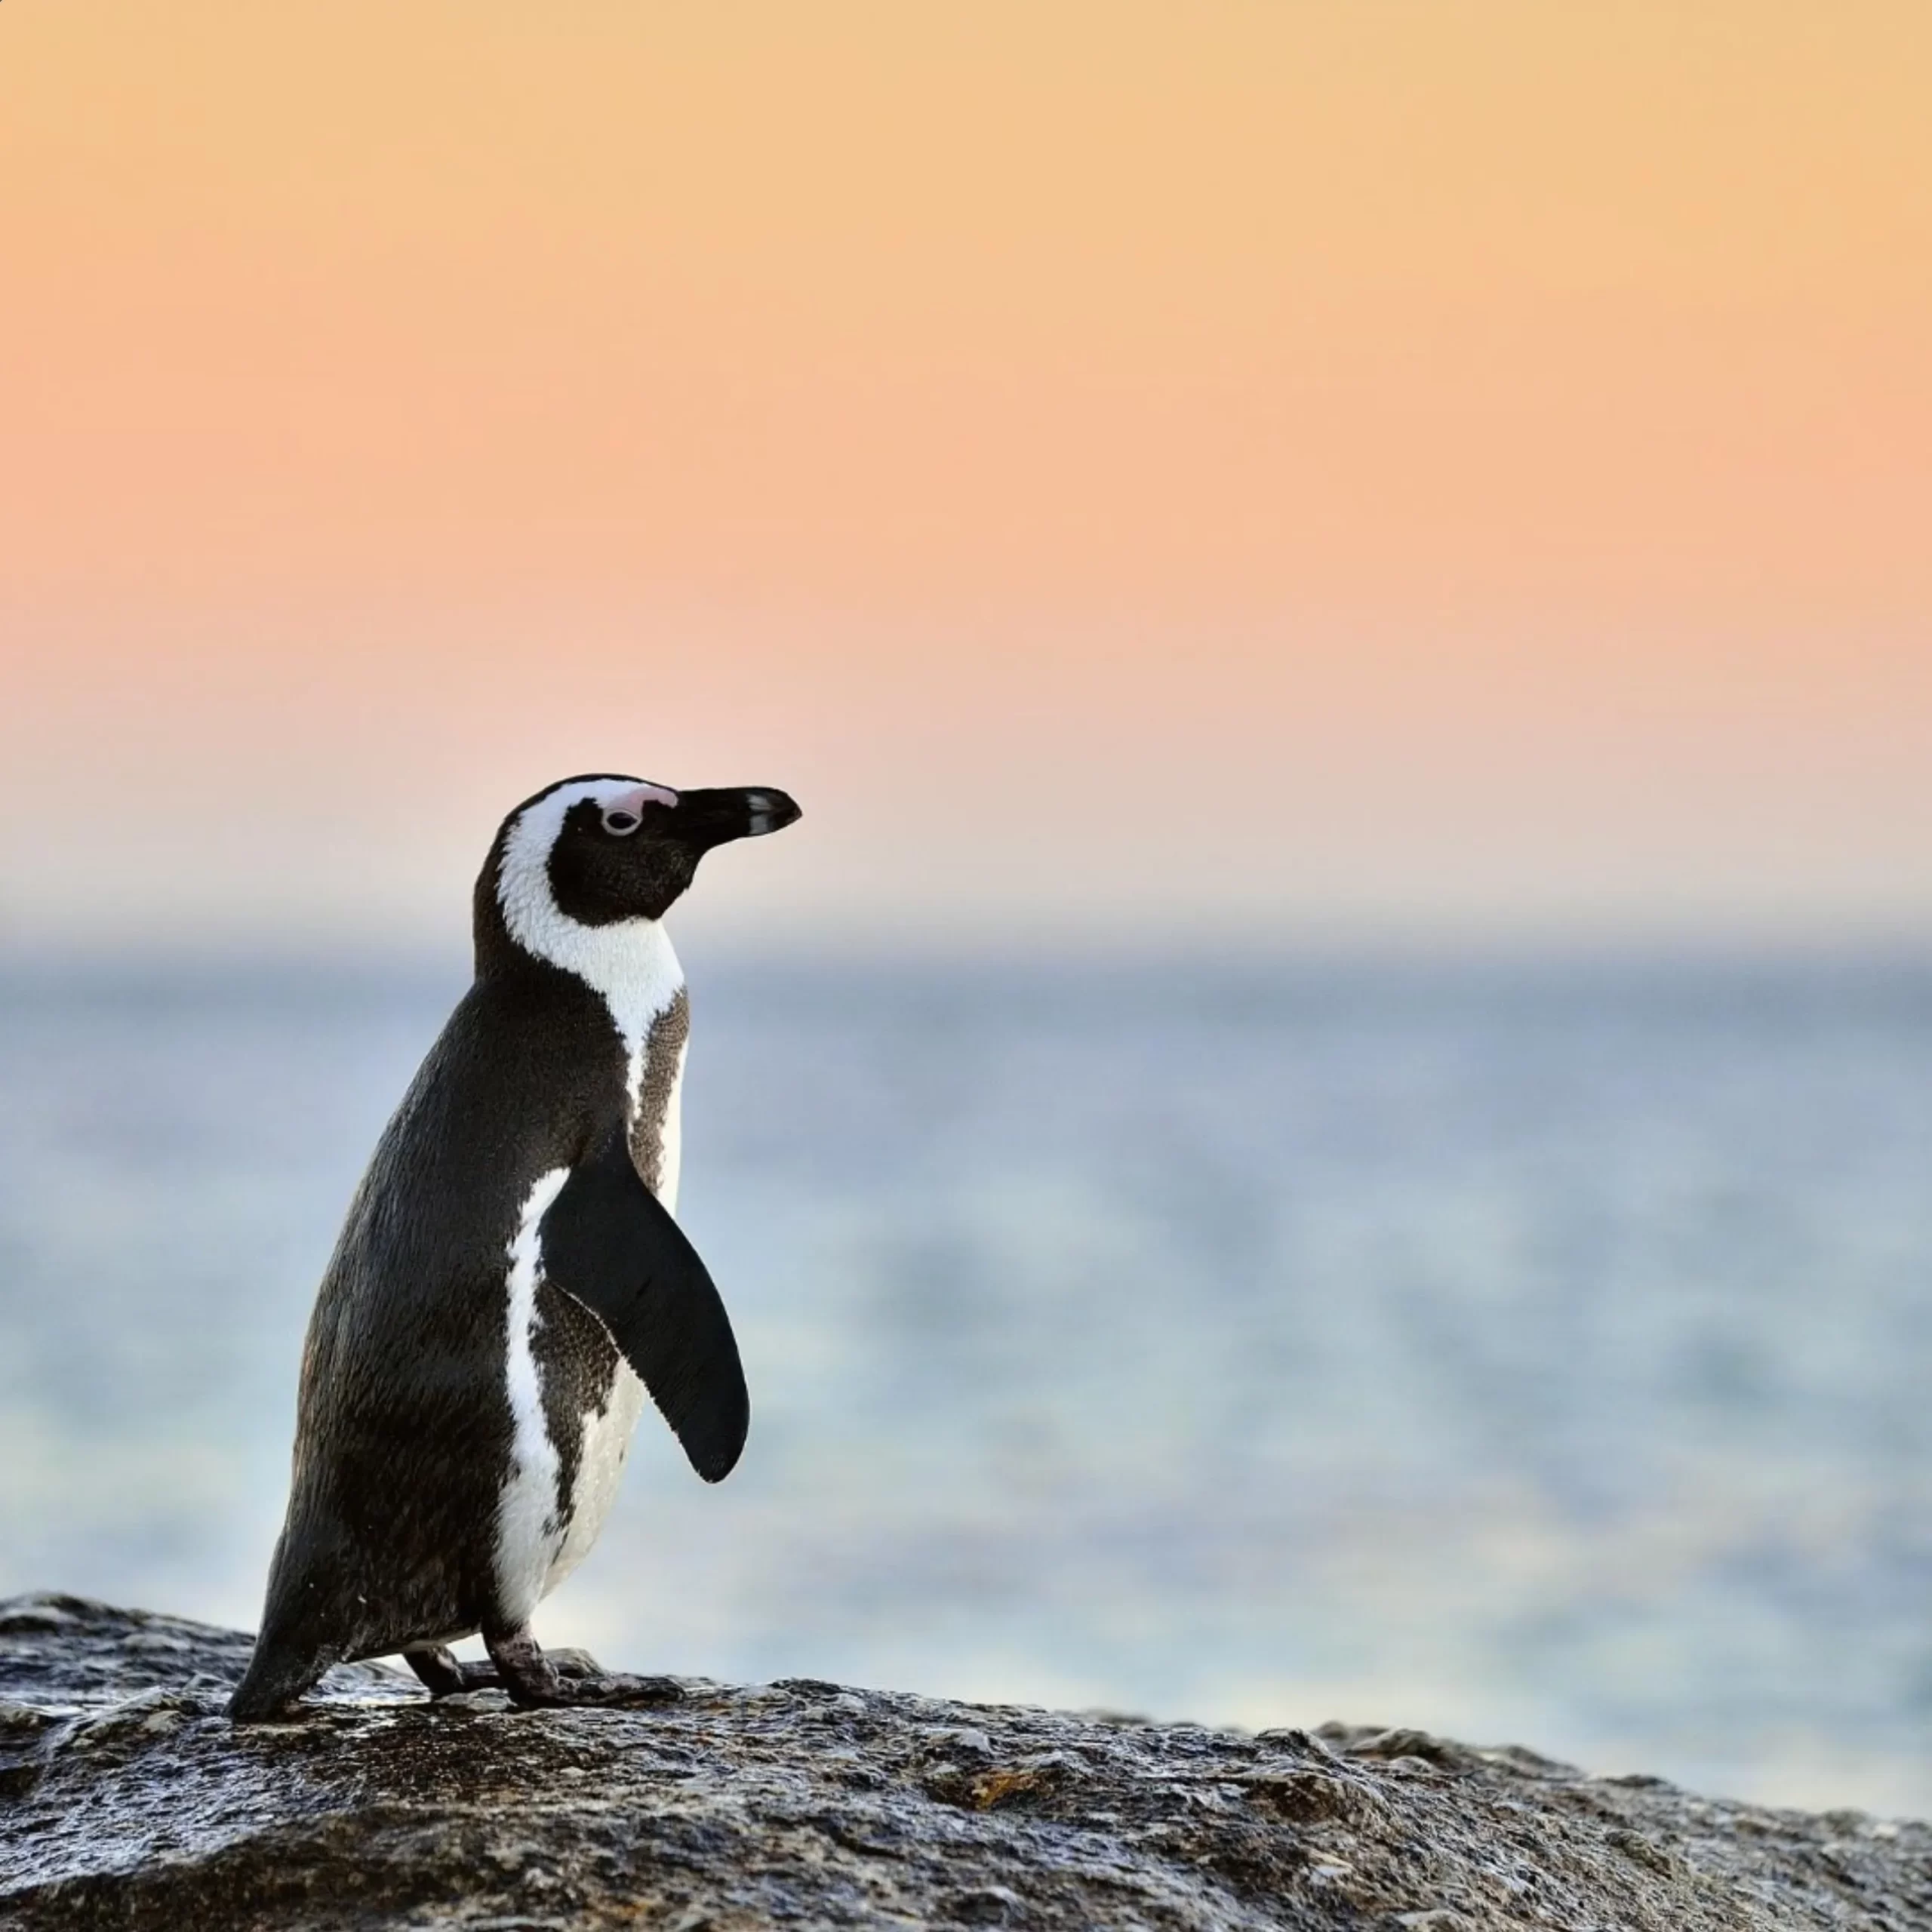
[538,1121,749,1481]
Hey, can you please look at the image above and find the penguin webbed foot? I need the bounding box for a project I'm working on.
[528,1671,686,1709]
[404,1644,503,1698]
[484,1627,685,1709]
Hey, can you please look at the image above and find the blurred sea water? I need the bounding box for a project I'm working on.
[2,946,1930,1815]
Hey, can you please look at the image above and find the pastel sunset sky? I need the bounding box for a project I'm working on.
[3,4,1927,946]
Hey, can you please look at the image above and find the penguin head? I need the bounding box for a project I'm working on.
[478,774,800,975]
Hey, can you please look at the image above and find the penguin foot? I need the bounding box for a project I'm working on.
[529,1672,688,1709]
[484,1626,685,1709]
[403,1644,503,1697]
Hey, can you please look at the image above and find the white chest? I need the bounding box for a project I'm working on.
[491,960,689,1626]
[543,1038,684,1597]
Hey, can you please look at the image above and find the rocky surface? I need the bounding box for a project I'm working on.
[2,1595,1928,1930]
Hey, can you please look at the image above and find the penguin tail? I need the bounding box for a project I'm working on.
[227,1632,332,1724]
[229,1497,354,1721]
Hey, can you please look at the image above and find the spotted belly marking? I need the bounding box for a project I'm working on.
[629,987,689,1200]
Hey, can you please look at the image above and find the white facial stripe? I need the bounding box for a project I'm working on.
[497,779,639,952]
[495,780,687,1089]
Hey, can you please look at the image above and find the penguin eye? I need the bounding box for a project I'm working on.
[601,809,641,836]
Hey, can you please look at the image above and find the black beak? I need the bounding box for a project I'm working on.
[670,786,802,852]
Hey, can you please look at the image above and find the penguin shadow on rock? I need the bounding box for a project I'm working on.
[226,774,801,1722]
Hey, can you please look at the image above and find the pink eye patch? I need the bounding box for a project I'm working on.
[601,781,679,832]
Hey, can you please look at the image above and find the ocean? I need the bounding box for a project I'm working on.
[2,947,1929,1816]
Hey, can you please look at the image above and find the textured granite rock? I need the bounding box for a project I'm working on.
[2,1593,1928,1930]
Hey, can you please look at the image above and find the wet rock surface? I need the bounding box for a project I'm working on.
[2,1595,1928,1930]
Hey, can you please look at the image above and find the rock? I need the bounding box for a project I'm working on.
[0,1594,1927,1930]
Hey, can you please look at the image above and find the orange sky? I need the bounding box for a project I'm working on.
[2,4,1928,945]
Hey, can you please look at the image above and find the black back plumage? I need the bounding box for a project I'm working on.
[254,961,637,1677]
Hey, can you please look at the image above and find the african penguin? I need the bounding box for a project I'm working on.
[228,774,800,1721]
